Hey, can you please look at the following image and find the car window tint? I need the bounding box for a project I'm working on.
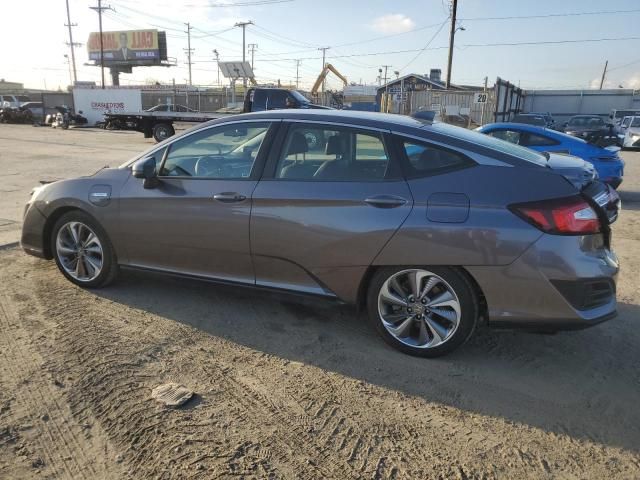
[488,129,521,144]
[275,125,390,181]
[160,122,270,178]
[524,133,558,147]
[402,140,473,177]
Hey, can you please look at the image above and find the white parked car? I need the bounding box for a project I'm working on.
[621,116,640,148]
[0,94,30,109]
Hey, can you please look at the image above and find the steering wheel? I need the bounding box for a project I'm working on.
[195,155,225,177]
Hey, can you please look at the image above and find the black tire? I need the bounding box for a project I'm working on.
[153,123,175,142]
[366,266,478,358]
[51,210,118,288]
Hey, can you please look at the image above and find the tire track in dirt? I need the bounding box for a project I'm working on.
[0,289,98,479]
[2,250,640,479]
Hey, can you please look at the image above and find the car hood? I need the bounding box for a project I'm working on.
[545,152,597,189]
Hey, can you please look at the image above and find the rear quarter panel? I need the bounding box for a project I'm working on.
[374,164,578,267]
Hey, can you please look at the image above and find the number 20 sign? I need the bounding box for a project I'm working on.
[473,92,488,104]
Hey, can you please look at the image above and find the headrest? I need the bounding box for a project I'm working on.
[325,134,345,155]
[287,131,309,155]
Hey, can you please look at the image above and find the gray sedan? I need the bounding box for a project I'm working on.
[21,110,620,357]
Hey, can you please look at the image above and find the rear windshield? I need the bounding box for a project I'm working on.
[433,123,547,166]
[512,115,545,126]
[568,117,605,127]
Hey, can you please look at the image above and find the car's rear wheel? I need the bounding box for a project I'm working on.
[51,211,118,288]
[367,267,478,357]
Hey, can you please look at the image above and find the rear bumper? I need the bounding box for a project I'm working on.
[467,233,618,330]
[20,203,48,259]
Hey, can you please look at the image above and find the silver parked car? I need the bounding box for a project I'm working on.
[21,110,620,357]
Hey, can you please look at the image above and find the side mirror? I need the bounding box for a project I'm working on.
[132,157,159,189]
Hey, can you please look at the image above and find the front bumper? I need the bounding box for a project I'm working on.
[20,203,49,258]
[467,233,618,330]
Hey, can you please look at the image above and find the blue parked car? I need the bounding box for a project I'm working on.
[477,123,624,188]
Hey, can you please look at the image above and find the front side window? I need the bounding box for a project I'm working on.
[401,139,474,177]
[160,122,271,178]
[631,118,640,127]
[275,124,390,181]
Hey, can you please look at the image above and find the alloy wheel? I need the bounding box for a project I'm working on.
[377,269,461,349]
[55,221,104,282]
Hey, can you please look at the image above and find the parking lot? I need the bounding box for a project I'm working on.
[1,124,639,479]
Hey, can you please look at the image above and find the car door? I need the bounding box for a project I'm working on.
[250,121,413,300]
[118,120,277,283]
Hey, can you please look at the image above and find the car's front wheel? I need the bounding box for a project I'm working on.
[367,267,478,357]
[51,211,118,288]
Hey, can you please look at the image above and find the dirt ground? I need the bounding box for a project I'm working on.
[0,124,639,479]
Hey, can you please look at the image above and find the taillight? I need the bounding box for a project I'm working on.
[509,196,600,235]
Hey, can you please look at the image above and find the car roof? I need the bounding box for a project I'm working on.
[480,122,553,133]
[202,109,430,131]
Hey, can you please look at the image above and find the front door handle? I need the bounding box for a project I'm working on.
[364,195,408,209]
[213,192,246,203]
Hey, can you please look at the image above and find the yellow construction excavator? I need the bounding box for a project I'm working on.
[311,64,347,95]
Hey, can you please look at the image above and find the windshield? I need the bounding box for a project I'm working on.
[16,95,30,102]
[568,116,604,128]
[512,115,545,126]
[436,123,547,166]
[290,90,309,103]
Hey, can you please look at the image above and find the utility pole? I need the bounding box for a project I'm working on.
[64,0,79,84]
[248,43,258,70]
[213,49,220,86]
[235,21,253,89]
[445,0,458,89]
[318,46,330,92]
[64,55,73,87]
[599,60,608,90]
[184,22,194,86]
[295,59,301,89]
[381,65,391,112]
[89,0,112,89]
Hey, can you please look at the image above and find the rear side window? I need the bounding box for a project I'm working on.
[487,129,521,144]
[275,124,390,181]
[524,133,559,147]
[401,139,474,178]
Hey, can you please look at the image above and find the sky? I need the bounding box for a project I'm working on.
[3,0,640,91]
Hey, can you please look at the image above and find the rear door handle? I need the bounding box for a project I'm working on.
[364,195,408,209]
[213,192,246,203]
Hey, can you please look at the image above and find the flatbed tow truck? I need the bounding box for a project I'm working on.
[103,87,330,142]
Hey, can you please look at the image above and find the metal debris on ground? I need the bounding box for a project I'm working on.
[151,383,194,407]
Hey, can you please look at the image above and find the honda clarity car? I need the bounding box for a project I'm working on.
[21,110,620,357]
[477,122,625,188]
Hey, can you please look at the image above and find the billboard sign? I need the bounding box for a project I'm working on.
[73,88,142,125]
[87,30,165,65]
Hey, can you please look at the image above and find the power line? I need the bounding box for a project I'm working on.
[460,8,640,21]
[399,20,448,71]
